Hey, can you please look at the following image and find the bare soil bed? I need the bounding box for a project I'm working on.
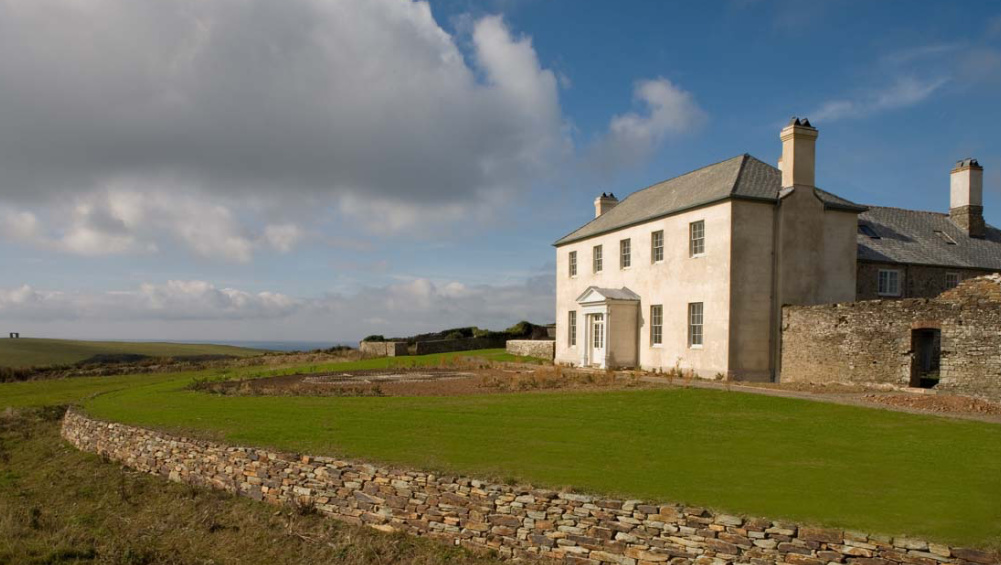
[859,392,1001,416]
[193,366,661,397]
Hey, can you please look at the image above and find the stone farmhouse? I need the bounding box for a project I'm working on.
[553,118,998,381]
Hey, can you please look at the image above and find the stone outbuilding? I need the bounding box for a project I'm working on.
[781,274,1001,399]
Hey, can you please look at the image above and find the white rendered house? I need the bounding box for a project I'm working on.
[553,119,863,380]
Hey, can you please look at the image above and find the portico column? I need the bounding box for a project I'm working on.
[603,310,610,369]
[580,313,589,366]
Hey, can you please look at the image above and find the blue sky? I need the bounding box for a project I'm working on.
[0,0,999,342]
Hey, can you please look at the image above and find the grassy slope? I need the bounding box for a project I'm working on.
[0,409,508,565]
[0,337,265,368]
[2,349,999,546]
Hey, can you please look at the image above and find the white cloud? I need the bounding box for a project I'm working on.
[811,76,948,122]
[591,78,706,169]
[263,224,304,253]
[0,274,555,340]
[0,281,300,321]
[1,188,264,262]
[0,0,567,254]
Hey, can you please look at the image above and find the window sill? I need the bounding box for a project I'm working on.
[651,344,663,349]
[877,293,901,298]
[621,266,631,271]
[652,260,664,265]
[689,344,703,350]
[690,253,705,259]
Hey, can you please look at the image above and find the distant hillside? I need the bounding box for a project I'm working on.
[0,338,266,368]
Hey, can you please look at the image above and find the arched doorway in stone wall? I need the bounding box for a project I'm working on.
[910,321,941,388]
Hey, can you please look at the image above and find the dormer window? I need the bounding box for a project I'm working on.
[934,230,957,245]
[858,224,880,239]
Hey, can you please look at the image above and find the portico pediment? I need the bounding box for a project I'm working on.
[576,286,641,305]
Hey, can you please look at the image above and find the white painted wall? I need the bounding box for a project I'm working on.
[554,193,858,380]
[554,201,733,376]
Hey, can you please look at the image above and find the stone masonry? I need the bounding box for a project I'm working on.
[506,340,556,361]
[856,262,995,301]
[62,409,998,565]
[781,275,1001,400]
[412,336,508,355]
[359,341,408,357]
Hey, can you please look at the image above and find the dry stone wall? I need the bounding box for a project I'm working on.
[61,409,997,565]
[506,340,556,360]
[781,275,1001,399]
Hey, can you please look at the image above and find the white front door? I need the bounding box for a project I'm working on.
[591,313,605,366]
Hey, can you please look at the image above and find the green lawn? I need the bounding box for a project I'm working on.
[2,349,1000,547]
[0,349,513,408]
[0,338,266,368]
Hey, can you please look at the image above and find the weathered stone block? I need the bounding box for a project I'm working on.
[800,527,844,544]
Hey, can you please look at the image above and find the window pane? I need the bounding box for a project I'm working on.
[569,251,577,277]
[568,310,577,346]
[946,273,959,289]
[593,245,602,272]
[651,305,663,345]
[652,230,664,262]
[690,221,705,257]
[688,302,703,347]
[878,270,900,296]
[620,239,631,268]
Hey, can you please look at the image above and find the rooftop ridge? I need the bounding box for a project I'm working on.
[617,154,750,203]
[860,204,950,218]
[730,154,751,195]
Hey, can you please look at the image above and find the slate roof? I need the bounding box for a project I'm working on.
[858,206,1001,270]
[553,154,865,246]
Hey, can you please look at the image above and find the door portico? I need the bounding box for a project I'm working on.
[576,286,640,369]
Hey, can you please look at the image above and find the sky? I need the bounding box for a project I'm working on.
[1,0,999,343]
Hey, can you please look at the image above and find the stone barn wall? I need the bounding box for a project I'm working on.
[412,337,507,356]
[359,341,408,357]
[505,340,555,361]
[781,275,1001,399]
[61,409,996,565]
[855,262,995,301]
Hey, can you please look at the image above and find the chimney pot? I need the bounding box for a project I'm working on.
[594,192,619,218]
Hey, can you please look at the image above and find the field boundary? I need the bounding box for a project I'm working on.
[60,409,998,564]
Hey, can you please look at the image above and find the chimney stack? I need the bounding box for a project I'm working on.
[594,192,618,218]
[950,158,985,238]
[779,117,819,188]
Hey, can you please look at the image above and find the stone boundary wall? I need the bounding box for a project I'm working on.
[61,409,997,565]
[359,341,408,357]
[413,336,507,356]
[781,275,1001,400]
[506,340,555,361]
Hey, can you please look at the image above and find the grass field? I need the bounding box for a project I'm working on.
[0,337,266,368]
[2,349,999,548]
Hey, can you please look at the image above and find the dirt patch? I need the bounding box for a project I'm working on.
[193,366,662,397]
[860,393,1001,417]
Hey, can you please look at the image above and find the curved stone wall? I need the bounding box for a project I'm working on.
[61,409,996,565]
